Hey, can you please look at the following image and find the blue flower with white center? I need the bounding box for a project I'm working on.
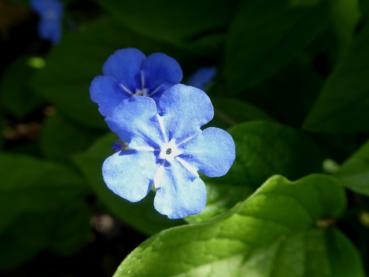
[90,48,183,117]
[102,84,235,219]
[30,0,63,44]
[187,67,216,90]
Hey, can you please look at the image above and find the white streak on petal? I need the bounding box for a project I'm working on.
[119,83,134,95]
[140,70,146,89]
[156,114,168,143]
[176,157,199,178]
[130,146,155,152]
[149,84,163,96]
[177,133,199,147]
[153,165,165,189]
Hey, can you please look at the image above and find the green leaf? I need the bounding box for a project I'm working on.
[0,57,43,118]
[335,140,369,195]
[41,113,100,162]
[360,0,369,17]
[114,174,364,277]
[0,153,87,230]
[304,22,369,133]
[31,18,196,129]
[216,120,323,187]
[329,0,361,49]
[212,97,272,128]
[96,0,235,46]
[0,116,4,147]
[224,0,328,91]
[0,202,90,269]
[47,202,91,256]
[0,154,91,268]
[229,58,324,126]
[74,134,182,236]
[186,182,253,224]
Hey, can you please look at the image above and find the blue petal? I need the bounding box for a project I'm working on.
[90,76,129,117]
[49,25,61,44]
[158,84,214,141]
[105,96,162,146]
[154,161,206,219]
[32,0,63,44]
[187,67,216,90]
[103,48,145,92]
[30,0,43,13]
[38,18,62,43]
[181,127,235,177]
[103,151,157,202]
[141,53,183,97]
[31,0,62,15]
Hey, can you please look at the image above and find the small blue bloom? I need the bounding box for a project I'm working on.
[90,48,183,117]
[30,0,63,44]
[102,84,235,219]
[187,67,216,90]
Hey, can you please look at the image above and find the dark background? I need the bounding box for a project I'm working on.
[0,0,369,276]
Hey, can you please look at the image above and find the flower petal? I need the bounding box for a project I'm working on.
[90,76,128,117]
[32,0,63,44]
[30,0,45,13]
[39,19,61,43]
[187,67,216,90]
[142,53,183,97]
[181,127,235,177]
[103,150,157,202]
[31,0,62,15]
[103,48,145,92]
[105,96,162,146]
[158,84,214,141]
[154,161,206,219]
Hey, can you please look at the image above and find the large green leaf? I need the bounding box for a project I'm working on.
[215,120,323,187]
[74,134,182,236]
[0,57,43,118]
[0,116,4,147]
[329,0,361,49]
[0,154,91,269]
[0,202,90,269]
[188,120,324,223]
[114,174,364,277]
[31,18,197,129]
[224,0,328,91]
[360,0,369,17]
[96,0,236,46]
[223,57,324,127]
[186,182,253,224]
[304,21,369,132]
[41,113,101,162]
[335,140,369,195]
[212,97,272,128]
[0,153,87,231]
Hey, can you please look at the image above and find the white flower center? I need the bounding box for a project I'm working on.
[128,115,200,190]
[134,88,149,96]
[159,139,182,163]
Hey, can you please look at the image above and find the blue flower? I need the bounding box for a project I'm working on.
[30,0,63,44]
[90,48,183,117]
[102,84,235,219]
[187,67,216,90]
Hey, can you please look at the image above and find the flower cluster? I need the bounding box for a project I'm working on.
[90,48,235,219]
[30,0,63,44]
